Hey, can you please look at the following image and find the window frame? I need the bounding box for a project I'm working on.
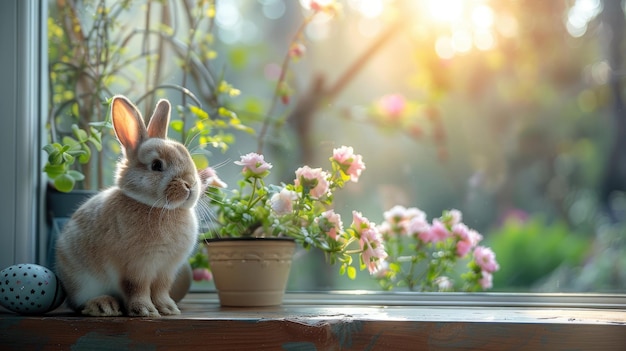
[3,0,622,303]
[0,0,46,270]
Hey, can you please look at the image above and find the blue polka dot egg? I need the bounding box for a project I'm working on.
[0,264,66,314]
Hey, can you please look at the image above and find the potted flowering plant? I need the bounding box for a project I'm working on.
[190,146,389,306]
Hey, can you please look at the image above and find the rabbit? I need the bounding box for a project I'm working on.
[55,95,209,317]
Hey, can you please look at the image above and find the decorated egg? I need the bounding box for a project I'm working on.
[0,264,66,314]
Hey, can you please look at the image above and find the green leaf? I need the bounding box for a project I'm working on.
[43,163,66,178]
[47,150,63,165]
[390,262,402,273]
[89,121,110,129]
[189,105,209,120]
[88,136,102,152]
[171,120,184,133]
[218,107,236,118]
[77,144,91,164]
[53,173,75,193]
[231,123,255,134]
[61,152,75,164]
[62,136,80,150]
[192,154,209,170]
[67,170,85,181]
[72,124,89,142]
[228,47,248,70]
[347,266,357,280]
[42,144,58,154]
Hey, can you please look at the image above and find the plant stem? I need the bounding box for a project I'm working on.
[246,178,260,209]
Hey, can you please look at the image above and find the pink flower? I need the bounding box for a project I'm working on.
[332,146,366,182]
[359,228,388,274]
[270,188,298,215]
[192,268,212,282]
[294,166,329,198]
[377,94,406,119]
[382,205,408,236]
[473,246,500,273]
[454,225,484,258]
[456,240,473,258]
[351,211,370,232]
[289,42,306,58]
[316,210,343,240]
[309,0,339,15]
[383,205,407,224]
[478,271,493,289]
[434,276,454,291]
[234,153,272,177]
[374,260,390,279]
[405,210,430,237]
[452,223,475,257]
[418,219,450,243]
[444,209,462,227]
[405,207,427,221]
[198,167,227,191]
[350,212,387,274]
[377,221,393,239]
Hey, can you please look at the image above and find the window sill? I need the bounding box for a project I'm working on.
[1,292,625,350]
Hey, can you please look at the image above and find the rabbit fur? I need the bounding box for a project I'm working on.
[55,95,208,317]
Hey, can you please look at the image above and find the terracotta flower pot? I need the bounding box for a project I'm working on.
[205,237,296,307]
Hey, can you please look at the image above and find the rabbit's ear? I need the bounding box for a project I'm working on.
[111,95,148,151]
[147,99,171,139]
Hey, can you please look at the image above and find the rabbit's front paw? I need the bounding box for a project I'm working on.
[82,295,123,317]
[127,299,160,317]
[154,296,181,316]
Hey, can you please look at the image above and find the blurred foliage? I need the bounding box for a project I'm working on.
[488,217,589,291]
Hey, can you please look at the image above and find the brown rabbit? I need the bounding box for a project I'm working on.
[55,95,207,317]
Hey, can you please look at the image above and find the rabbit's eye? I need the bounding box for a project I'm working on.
[151,160,164,172]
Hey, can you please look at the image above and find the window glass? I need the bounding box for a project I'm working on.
[46,0,625,293]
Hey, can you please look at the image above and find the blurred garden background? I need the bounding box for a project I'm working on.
[47,0,626,292]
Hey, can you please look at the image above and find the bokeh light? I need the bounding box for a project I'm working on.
[261,0,286,20]
[566,0,602,37]
[427,0,464,24]
[348,0,384,18]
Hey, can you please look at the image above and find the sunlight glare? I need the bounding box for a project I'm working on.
[452,29,472,53]
[348,0,384,18]
[474,29,494,51]
[496,13,518,38]
[358,17,383,37]
[435,36,454,59]
[215,2,241,28]
[262,0,286,20]
[471,5,494,29]
[566,0,602,37]
[428,0,463,24]
[306,20,331,41]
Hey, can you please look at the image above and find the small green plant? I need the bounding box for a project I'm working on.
[43,124,104,193]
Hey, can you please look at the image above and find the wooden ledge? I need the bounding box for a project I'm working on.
[1,292,625,350]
